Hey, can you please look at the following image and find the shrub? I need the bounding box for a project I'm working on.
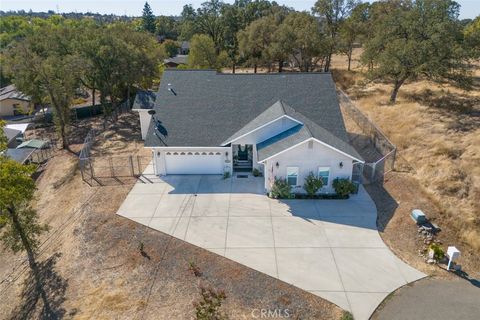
[303,172,323,197]
[223,171,230,179]
[252,168,261,177]
[428,243,445,260]
[340,311,354,320]
[193,285,227,320]
[332,178,356,198]
[189,261,202,277]
[270,178,292,199]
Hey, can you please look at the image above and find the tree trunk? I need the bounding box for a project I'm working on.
[254,64,257,73]
[347,49,353,71]
[127,85,131,110]
[232,63,236,74]
[8,207,52,317]
[111,95,120,122]
[60,124,68,150]
[91,87,96,116]
[390,78,406,103]
[278,60,283,73]
[324,51,332,72]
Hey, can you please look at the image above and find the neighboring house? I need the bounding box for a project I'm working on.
[3,123,30,148]
[3,127,22,148]
[0,84,31,117]
[16,139,48,149]
[178,41,190,55]
[163,54,188,68]
[139,70,363,194]
[3,148,36,164]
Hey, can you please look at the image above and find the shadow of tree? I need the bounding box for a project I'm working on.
[9,253,70,320]
[405,89,480,133]
[406,89,480,115]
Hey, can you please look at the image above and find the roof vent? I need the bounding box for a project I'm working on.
[167,83,177,96]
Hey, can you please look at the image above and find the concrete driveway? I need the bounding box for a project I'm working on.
[117,173,425,320]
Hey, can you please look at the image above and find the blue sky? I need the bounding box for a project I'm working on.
[1,0,478,19]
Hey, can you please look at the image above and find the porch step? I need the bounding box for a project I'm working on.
[234,160,252,168]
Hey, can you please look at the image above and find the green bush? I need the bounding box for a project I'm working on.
[270,178,292,199]
[340,311,354,320]
[252,168,261,177]
[303,172,323,197]
[193,285,227,320]
[332,178,356,198]
[223,171,230,179]
[429,243,445,260]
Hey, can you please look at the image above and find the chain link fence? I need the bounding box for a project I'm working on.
[79,128,152,186]
[338,89,397,184]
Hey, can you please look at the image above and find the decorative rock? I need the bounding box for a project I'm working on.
[427,258,436,264]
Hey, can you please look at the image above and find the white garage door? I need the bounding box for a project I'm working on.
[165,152,223,174]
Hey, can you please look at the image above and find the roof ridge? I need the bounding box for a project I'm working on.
[277,99,286,115]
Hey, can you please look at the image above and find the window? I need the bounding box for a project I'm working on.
[318,167,330,186]
[286,167,299,186]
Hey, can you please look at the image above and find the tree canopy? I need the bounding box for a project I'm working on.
[361,0,472,103]
[141,2,156,34]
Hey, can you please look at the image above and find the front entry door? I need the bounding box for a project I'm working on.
[237,145,249,161]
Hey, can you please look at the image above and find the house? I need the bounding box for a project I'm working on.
[138,70,363,194]
[3,123,30,148]
[163,55,189,68]
[179,41,190,55]
[0,84,31,117]
[3,127,22,148]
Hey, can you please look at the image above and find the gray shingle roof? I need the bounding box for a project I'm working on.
[132,90,156,110]
[221,100,296,145]
[3,127,22,143]
[163,55,188,66]
[4,148,35,164]
[0,84,30,101]
[255,100,362,161]
[145,70,360,160]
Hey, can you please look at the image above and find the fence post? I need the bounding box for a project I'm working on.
[371,162,376,182]
[391,148,397,171]
[109,157,114,177]
[80,160,85,181]
[129,155,134,177]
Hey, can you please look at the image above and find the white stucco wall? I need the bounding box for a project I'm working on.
[153,147,232,176]
[136,110,153,140]
[263,139,355,193]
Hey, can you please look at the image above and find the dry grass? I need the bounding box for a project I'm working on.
[333,48,480,271]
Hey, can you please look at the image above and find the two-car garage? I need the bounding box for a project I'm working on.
[154,148,229,175]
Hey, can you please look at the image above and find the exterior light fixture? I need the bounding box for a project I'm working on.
[225,151,229,157]
[276,162,279,168]
[157,151,161,156]
[339,162,343,169]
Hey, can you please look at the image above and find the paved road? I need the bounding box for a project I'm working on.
[373,278,480,320]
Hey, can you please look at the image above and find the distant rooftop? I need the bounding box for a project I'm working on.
[132,90,156,110]
[0,84,30,101]
[164,54,188,65]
